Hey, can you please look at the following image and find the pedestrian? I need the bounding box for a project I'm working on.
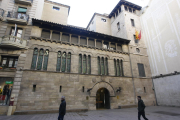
[58,96,66,120]
[137,96,148,120]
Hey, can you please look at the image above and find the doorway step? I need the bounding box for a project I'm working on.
[118,104,137,109]
[0,106,9,115]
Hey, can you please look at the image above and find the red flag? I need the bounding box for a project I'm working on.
[138,31,141,40]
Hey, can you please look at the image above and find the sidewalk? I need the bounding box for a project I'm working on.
[0,106,180,120]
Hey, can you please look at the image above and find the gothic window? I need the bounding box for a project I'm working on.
[43,50,49,70]
[87,55,91,74]
[37,49,44,70]
[56,51,61,71]
[61,52,66,72]
[31,48,38,70]
[97,57,101,75]
[98,57,108,75]
[79,54,82,73]
[56,51,71,72]
[79,54,91,74]
[114,59,124,76]
[67,53,71,72]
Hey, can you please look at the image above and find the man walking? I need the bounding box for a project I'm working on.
[58,96,66,120]
[137,96,148,120]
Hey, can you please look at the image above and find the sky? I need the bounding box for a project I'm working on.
[52,0,150,28]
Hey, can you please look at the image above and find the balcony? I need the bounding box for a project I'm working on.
[6,12,29,25]
[0,35,28,49]
[15,0,33,5]
[0,8,4,21]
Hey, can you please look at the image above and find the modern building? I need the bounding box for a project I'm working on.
[0,0,156,115]
[141,0,180,107]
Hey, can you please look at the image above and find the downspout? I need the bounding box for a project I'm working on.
[128,45,137,105]
[152,78,158,106]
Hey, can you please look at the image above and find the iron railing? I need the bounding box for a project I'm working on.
[0,8,4,17]
[7,11,29,22]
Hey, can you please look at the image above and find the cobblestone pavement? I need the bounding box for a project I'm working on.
[0,106,180,120]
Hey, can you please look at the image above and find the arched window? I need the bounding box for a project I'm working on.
[61,52,66,72]
[56,51,61,71]
[101,57,105,75]
[87,55,91,74]
[56,51,71,72]
[37,49,44,70]
[43,49,49,70]
[31,48,38,70]
[114,59,124,76]
[79,54,91,74]
[82,55,87,74]
[98,57,101,75]
[67,53,71,72]
[79,54,82,73]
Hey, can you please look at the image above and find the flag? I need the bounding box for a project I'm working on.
[135,30,139,40]
[138,31,141,40]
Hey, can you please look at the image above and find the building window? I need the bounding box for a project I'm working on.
[33,85,36,92]
[80,37,87,45]
[110,43,116,50]
[17,7,27,20]
[43,50,49,70]
[138,63,146,77]
[117,44,122,51]
[114,59,124,76]
[133,9,136,14]
[79,54,91,74]
[52,31,60,41]
[96,40,102,48]
[71,35,78,44]
[131,19,135,27]
[134,35,139,43]
[103,42,109,49]
[1,56,18,68]
[62,33,69,42]
[129,8,132,12]
[124,6,128,11]
[53,6,60,11]
[98,57,108,75]
[101,18,106,22]
[41,29,50,39]
[117,22,120,30]
[31,48,49,70]
[56,51,71,72]
[10,28,23,38]
[88,39,95,47]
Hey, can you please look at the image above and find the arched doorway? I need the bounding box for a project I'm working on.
[96,88,110,109]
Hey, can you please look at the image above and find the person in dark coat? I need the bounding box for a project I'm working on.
[58,96,66,120]
[137,96,148,120]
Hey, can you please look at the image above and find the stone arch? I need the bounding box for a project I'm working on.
[90,82,115,97]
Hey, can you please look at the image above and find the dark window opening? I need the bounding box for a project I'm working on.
[33,85,36,92]
[133,9,136,14]
[88,39,95,47]
[41,29,50,39]
[53,6,60,11]
[62,33,69,42]
[117,44,122,51]
[60,86,62,92]
[82,86,84,92]
[129,8,132,12]
[71,35,78,44]
[124,6,128,11]
[80,37,87,45]
[52,31,60,41]
[131,19,135,27]
[101,18,106,22]
[103,42,109,49]
[1,56,18,68]
[110,43,116,50]
[117,22,120,30]
[116,11,118,17]
[96,40,102,48]
[144,87,146,93]
[10,28,23,38]
[138,63,146,77]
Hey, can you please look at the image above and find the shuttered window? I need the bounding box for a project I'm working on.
[62,34,69,42]
[88,39,95,47]
[138,63,146,77]
[52,32,60,41]
[80,37,87,45]
[41,30,50,39]
[71,35,78,44]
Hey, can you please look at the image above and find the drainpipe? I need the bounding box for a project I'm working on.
[128,45,137,105]
[152,78,158,106]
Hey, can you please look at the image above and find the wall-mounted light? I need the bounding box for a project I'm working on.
[116,87,121,93]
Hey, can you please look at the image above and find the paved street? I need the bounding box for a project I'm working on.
[0,106,180,120]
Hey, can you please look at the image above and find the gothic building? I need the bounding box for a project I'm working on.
[0,0,156,115]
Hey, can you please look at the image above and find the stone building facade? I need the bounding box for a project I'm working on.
[0,0,156,115]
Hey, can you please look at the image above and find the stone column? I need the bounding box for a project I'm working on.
[50,30,53,39]
[78,36,80,46]
[95,39,97,48]
[69,34,72,44]
[60,32,62,42]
